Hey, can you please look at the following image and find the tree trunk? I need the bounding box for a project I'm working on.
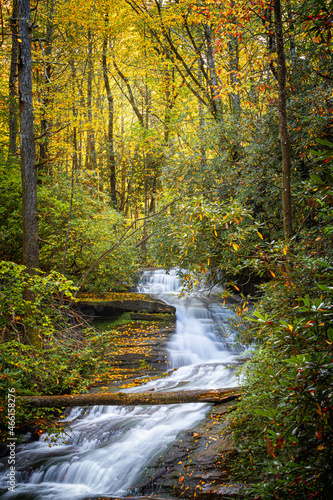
[39,0,54,172]
[286,0,296,70]
[118,81,127,212]
[273,0,293,240]
[102,31,117,207]
[265,5,279,82]
[228,7,240,118]
[18,0,40,346]
[86,29,97,170]
[203,23,223,120]
[61,163,75,277]
[164,67,172,144]
[18,0,39,272]
[197,60,207,169]
[8,0,19,157]
[19,388,242,408]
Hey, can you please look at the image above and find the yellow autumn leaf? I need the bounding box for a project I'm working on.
[257,231,263,239]
[233,243,239,251]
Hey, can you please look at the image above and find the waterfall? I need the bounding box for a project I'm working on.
[0,269,240,500]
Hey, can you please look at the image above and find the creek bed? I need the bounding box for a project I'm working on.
[0,269,246,499]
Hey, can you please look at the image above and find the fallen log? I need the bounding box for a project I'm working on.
[19,388,243,409]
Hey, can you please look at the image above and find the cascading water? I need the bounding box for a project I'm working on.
[0,269,241,500]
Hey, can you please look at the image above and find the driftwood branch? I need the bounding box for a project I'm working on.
[19,388,243,409]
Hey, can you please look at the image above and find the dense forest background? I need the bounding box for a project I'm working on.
[0,0,332,498]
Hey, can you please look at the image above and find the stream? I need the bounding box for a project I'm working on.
[0,269,242,499]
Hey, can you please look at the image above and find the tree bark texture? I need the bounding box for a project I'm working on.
[102,32,117,207]
[19,388,242,408]
[18,0,39,272]
[9,0,19,157]
[273,0,293,240]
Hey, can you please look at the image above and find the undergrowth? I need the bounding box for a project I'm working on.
[225,162,333,499]
[0,261,118,436]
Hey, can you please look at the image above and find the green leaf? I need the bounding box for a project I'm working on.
[315,138,333,147]
[327,328,333,342]
[317,284,333,292]
[309,173,325,185]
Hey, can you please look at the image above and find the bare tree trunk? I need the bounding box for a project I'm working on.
[228,4,240,118]
[102,30,117,207]
[118,82,127,212]
[73,127,78,171]
[86,29,96,170]
[8,0,19,157]
[18,0,39,272]
[70,59,78,172]
[263,4,278,82]
[142,165,148,261]
[39,0,54,172]
[197,60,207,169]
[286,0,296,70]
[19,387,242,408]
[18,0,40,346]
[113,53,144,126]
[203,24,223,120]
[274,0,293,240]
[61,163,74,272]
[149,177,157,213]
[164,67,171,144]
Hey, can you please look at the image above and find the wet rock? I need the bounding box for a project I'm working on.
[76,294,176,319]
[137,404,247,499]
[87,321,176,391]
[130,313,176,323]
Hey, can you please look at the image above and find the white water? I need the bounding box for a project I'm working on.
[0,269,241,499]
